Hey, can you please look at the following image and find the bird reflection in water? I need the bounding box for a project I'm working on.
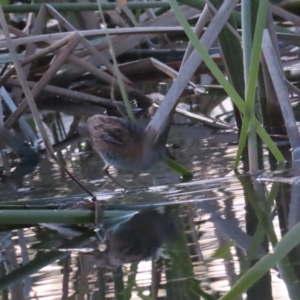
[91,208,177,268]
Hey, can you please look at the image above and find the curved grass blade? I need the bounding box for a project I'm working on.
[96,0,134,120]
[234,0,269,169]
[168,0,284,163]
[219,221,300,300]
[162,155,193,179]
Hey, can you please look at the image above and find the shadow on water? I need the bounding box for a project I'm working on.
[0,124,300,299]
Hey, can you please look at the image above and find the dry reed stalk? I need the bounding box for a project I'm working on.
[0,27,191,48]
[285,79,300,96]
[266,6,284,71]
[0,87,38,143]
[74,6,197,59]
[14,26,147,103]
[5,78,125,109]
[205,0,241,41]
[147,0,239,134]
[117,57,205,104]
[76,0,100,30]
[262,29,300,160]
[0,3,54,155]
[120,5,156,48]
[266,2,300,101]
[11,5,48,104]
[45,4,132,86]
[37,99,106,116]
[3,12,149,111]
[181,5,210,67]
[6,25,30,38]
[0,5,96,198]
[64,54,151,106]
[271,3,300,26]
[260,5,284,128]
[0,93,10,174]
[153,100,232,129]
[0,34,74,86]
[5,32,81,128]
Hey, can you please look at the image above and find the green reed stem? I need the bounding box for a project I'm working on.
[168,0,284,163]
[162,155,193,179]
[0,209,136,224]
[2,2,174,13]
[219,221,300,300]
[95,0,134,120]
[234,0,269,169]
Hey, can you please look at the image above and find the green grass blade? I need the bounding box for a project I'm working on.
[219,221,300,300]
[95,0,134,120]
[234,0,269,168]
[168,0,284,163]
[162,155,193,179]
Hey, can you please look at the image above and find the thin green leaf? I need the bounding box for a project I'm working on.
[162,155,193,179]
[95,0,134,120]
[168,0,284,163]
[219,221,300,300]
[234,0,269,168]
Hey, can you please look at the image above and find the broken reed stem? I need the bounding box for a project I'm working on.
[5,78,125,109]
[0,3,54,154]
[0,6,96,198]
[0,87,38,143]
[181,4,210,68]
[0,27,192,48]
[4,32,81,128]
[45,3,132,86]
[96,0,134,120]
[147,0,239,133]
[0,34,74,87]
[205,0,241,41]
[262,29,300,160]
[8,28,137,97]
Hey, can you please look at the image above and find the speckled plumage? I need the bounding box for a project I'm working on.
[87,115,164,171]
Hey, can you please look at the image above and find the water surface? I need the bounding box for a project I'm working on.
[0,124,294,300]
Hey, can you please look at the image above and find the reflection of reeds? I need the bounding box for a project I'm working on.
[165,208,215,300]
[2,1,300,298]
[0,230,95,291]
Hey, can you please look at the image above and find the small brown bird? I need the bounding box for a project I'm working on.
[87,115,167,185]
